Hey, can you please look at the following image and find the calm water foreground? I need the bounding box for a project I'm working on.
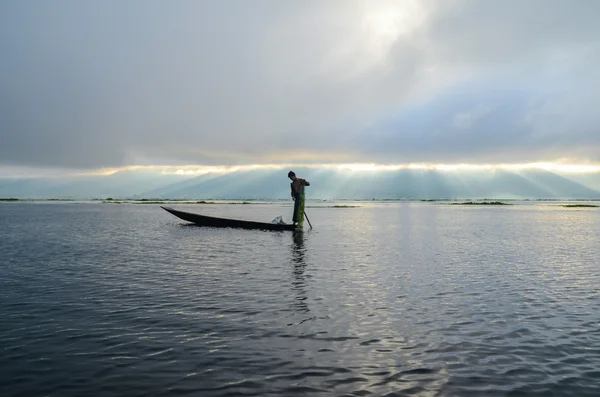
[1,202,599,397]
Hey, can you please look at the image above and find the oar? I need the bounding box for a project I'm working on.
[303,211,313,229]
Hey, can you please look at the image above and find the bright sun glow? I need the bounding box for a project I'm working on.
[333,162,600,173]
[364,0,427,41]
[355,0,430,72]
[2,162,599,179]
[95,162,600,176]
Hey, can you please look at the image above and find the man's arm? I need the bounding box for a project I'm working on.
[303,179,310,186]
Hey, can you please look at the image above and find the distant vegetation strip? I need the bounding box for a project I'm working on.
[3,198,599,207]
[103,199,254,205]
[306,205,359,208]
[1,198,76,202]
[450,201,512,205]
[102,199,358,207]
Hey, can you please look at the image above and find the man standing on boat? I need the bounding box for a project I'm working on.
[288,171,310,226]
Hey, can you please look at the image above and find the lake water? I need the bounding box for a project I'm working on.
[1,202,599,396]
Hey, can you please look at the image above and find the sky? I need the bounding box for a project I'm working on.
[1,0,600,177]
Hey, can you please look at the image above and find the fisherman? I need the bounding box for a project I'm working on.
[288,171,310,225]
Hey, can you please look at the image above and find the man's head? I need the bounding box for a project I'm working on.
[288,171,296,180]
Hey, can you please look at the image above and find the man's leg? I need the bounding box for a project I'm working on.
[292,194,300,223]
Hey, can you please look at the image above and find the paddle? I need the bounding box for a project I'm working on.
[303,211,313,229]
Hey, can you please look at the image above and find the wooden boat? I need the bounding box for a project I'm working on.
[161,206,296,231]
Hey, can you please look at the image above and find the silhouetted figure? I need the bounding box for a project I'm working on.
[288,171,310,225]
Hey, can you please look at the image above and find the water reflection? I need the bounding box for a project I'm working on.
[291,230,306,266]
[290,230,309,313]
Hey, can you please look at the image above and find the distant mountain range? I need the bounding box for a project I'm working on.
[1,167,599,200]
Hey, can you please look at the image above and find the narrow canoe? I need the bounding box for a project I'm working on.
[161,206,296,231]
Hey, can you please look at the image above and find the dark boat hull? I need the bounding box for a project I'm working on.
[161,206,296,231]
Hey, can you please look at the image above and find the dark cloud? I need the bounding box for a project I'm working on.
[1,0,600,171]
[350,75,600,164]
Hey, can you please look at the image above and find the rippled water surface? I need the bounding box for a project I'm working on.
[1,202,600,396]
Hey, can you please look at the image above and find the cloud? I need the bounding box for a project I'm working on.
[1,0,600,171]
[453,105,494,130]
